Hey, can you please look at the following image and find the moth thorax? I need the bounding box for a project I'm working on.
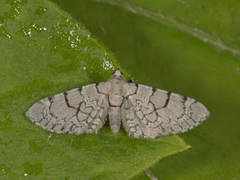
[109,95,123,106]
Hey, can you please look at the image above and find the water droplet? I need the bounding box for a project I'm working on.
[34,7,48,15]
[102,58,114,70]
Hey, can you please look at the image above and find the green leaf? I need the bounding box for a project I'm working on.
[50,0,240,179]
[0,0,190,179]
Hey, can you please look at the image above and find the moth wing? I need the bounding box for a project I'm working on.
[122,84,209,138]
[26,83,109,135]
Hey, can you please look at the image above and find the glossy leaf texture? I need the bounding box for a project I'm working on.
[51,0,240,179]
[0,0,190,179]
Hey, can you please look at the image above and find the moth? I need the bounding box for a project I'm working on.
[26,69,209,138]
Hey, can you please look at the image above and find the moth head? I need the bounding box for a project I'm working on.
[112,68,124,77]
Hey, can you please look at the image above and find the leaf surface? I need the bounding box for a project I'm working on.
[51,0,240,179]
[0,0,190,179]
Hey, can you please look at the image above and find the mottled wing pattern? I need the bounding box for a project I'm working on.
[123,84,210,138]
[26,84,109,135]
